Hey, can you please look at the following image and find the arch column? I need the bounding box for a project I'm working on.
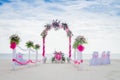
[42,37,45,57]
[69,36,71,58]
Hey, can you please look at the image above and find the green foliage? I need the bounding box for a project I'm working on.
[26,41,34,48]
[62,56,65,62]
[73,35,87,49]
[9,34,20,44]
[73,41,80,49]
[52,57,55,62]
[34,44,40,50]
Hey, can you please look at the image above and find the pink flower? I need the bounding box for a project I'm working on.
[77,45,84,52]
[10,42,16,49]
[81,60,83,63]
[77,61,81,64]
[55,53,62,60]
[74,60,78,64]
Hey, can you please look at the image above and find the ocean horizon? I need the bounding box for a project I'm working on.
[0,53,120,60]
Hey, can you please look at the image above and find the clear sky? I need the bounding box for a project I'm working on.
[0,0,120,54]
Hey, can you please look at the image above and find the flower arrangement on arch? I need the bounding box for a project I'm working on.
[67,30,73,37]
[44,24,51,30]
[52,19,60,30]
[40,19,73,38]
[62,23,68,30]
[41,29,47,38]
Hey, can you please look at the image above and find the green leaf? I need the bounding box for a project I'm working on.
[26,41,34,48]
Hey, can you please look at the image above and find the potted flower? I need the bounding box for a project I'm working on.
[34,44,40,50]
[26,41,34,60]
[9,34,20,49]
[73,35,87,62]
[26,41,34,48]
[34,44,40,62]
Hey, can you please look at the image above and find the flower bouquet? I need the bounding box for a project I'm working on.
[73,35,87,49]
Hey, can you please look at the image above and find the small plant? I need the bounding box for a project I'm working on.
[26,41,34,48]
[34,44,40,50]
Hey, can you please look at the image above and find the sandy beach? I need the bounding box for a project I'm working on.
[0,59,120,80]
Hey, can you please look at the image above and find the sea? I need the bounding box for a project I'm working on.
[0,53,120,60]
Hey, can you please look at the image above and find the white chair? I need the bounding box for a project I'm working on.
[105,51,110,64]
[100,51,106,65]
[90,51,99,65]
[100,51,110,65]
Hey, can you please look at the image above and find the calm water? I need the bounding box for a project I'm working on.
[0,53,120,60]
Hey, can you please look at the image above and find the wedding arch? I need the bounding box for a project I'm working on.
[41,20,73,59]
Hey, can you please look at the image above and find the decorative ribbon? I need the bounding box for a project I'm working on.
[12,59,41,65]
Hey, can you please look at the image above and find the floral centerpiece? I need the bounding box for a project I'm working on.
[52,51,65,63]
[9,34,20,49]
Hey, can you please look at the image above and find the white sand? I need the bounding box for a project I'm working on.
[0,59,120,80]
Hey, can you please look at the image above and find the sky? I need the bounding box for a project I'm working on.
[0,0,120,55]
